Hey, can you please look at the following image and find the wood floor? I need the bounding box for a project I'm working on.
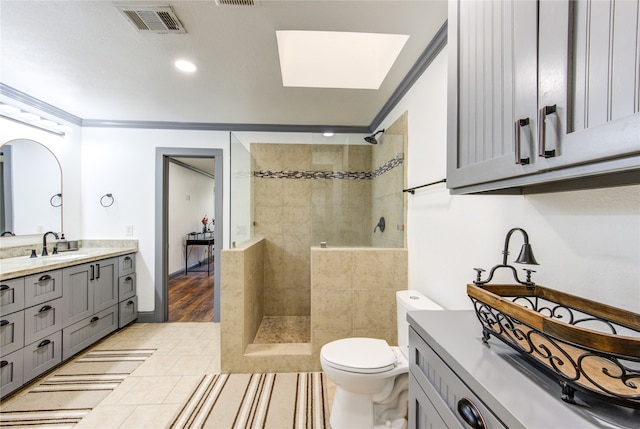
[168,270,215,322]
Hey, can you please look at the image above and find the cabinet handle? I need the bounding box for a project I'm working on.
[457,398,486,429]
[90,265,95,281]
[514,118,531,165]
[38,339,51,348]
[124,256,131,261]
[127,300,134,306]
[0,284,9,291]
[0,320,9,327]
[538,105,557,158]
[0,360,8,368]
[96,264,101,280]
[39,305,53,313]
[39,274,53,282]
[90,316,100,323]
[126,276,133,282]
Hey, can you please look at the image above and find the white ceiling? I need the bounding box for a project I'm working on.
[0,0,447,130]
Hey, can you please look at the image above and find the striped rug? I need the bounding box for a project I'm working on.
[0,349,155,428]
[171,372,329,429]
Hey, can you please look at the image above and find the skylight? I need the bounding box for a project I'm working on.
[276,30,409,90]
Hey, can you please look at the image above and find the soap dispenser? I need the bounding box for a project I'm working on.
[56,233,70,252]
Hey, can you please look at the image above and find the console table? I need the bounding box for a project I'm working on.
[185,233,214,276]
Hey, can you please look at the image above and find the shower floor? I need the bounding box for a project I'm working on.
[253,316,310,344]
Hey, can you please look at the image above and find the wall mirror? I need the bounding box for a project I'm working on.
[0,139,62,236]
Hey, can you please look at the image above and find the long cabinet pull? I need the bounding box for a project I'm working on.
[96,264,101,280]
[38,339,51,348]
[90,265,95,281]
[457,397,486,429]
[514,118,531,165]
[538,104,558,158]
[0,285,9,291]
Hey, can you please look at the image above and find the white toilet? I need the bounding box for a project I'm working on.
[320,290,443,429]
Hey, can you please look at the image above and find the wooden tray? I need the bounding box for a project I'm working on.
[467,283,640,409]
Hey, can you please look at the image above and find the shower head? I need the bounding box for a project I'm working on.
[364,129,385,144]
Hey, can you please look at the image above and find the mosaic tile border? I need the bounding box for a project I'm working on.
[254,154,403,180]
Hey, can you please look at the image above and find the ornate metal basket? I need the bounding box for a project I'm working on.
[467,283,640,409]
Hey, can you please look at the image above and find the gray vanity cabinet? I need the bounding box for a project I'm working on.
[117,254,137,328]
[61,258,119,360]
[62,258,118,327]
[447,0,640,194]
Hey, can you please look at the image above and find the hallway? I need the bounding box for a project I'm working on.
[168,272,214,322]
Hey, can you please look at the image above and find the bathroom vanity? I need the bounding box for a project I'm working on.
[408,310,638,428]
[0,245,138,397]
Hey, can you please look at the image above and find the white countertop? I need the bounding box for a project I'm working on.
[0,246,137,281]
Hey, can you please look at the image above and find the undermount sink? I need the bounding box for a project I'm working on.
[45,253,88,261]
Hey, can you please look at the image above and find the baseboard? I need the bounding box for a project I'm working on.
[136,311,157,323]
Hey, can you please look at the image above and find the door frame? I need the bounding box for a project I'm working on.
[154,147,223,322]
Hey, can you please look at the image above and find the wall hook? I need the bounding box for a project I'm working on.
[373,216,386,233]
[100,193,115,207]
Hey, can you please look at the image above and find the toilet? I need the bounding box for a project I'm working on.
[320,290,443,429]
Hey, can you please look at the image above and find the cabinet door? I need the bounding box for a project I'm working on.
[537,0,640,171]
[409,374,450,429]
[447,0,538,189]
[62,263,93,327]
[94,258,118,313]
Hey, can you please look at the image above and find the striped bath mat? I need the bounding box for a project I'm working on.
[171,372,329,429]
[0,349,155,427]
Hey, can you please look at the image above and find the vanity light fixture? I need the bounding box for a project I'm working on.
[174,59,197,73]
[0,102,69,136]
[323,132,334,137]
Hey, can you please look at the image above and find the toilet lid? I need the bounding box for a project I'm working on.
[321,338,396,374]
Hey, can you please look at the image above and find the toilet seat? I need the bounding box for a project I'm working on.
[321,338,396,374]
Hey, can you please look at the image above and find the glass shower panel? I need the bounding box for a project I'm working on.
[230,132,252,247]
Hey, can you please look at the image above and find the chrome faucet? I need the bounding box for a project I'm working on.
[42,231,60,256]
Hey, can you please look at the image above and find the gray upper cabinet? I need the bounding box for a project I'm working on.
[447,0,640,193]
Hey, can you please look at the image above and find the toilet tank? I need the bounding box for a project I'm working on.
[396,290,443,357]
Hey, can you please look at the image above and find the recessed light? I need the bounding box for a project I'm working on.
[175,60,197,73]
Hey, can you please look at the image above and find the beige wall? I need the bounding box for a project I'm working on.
[221,241,408,373]
[311,247,408,357]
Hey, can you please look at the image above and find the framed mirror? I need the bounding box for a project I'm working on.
[0,139,62,236]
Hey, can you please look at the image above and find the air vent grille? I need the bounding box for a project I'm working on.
[215,0,260,6]
[116,5,186,33]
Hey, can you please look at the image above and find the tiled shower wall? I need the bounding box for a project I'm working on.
[251,140,404,317]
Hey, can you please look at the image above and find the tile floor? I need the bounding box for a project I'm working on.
[2,322,336,428]
[3,323,221,428]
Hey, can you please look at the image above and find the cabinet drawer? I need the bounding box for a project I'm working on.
[119,296,137,328]
[0,311,24,357]
[119,254,135,276]
[23,331,62,383]
[410,328,505,429]
[24,298,63,346]
[0,278,25,317]
[24,270,62,308]
[62,305,118,360]
[0,348,24,398]
[118,274,136,301]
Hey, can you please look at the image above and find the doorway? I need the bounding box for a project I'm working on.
[154,147,223,323]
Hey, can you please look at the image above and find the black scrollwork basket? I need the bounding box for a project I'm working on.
[467,284,640,409]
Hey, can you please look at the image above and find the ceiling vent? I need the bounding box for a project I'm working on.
[115,4,186,33]
[215,0,260,6]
